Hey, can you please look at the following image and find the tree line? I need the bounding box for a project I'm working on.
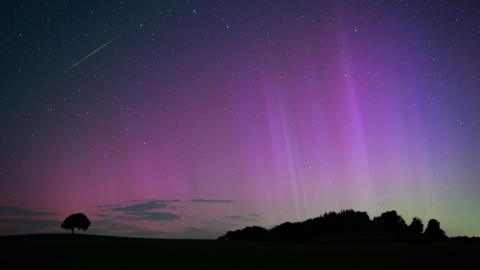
[219,210,447,242]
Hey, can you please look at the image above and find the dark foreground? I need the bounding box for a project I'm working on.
[1,234,479,269]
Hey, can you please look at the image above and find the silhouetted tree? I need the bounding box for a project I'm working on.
[61,213,90,234]
[424,219,446,239]
[408,217,424,234]
[373,211,408,232]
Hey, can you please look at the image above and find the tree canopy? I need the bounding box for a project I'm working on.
[61,213,91,234]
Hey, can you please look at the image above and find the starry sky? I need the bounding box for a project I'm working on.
[1,0,480,238]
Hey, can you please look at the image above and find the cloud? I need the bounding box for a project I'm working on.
[97,198,234,222]
[0,206,58,235]
[189,199,234,204]
[97,199,181,222]
[89,198,248,238]
[96,213,111,218]
[112,201,167,212]
[0,206,55,217]
[131,199,181,203]
[127,212,181,221]
[0,218,58,228]
[0,218,59,235]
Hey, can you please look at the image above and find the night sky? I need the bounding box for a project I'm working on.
[1,0,480,238]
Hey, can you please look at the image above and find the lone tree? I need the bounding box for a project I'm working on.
[61,213,90,234]
[424,219,446,239]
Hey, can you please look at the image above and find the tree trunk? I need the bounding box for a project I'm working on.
[71,228,74,234]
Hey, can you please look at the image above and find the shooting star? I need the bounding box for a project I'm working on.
[65,36,117,72]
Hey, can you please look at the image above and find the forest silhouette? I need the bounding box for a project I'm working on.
[219,210,447,242]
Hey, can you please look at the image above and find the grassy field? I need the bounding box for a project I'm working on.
[1,234,479,269]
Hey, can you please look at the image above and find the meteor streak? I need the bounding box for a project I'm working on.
[65,36,117,72]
